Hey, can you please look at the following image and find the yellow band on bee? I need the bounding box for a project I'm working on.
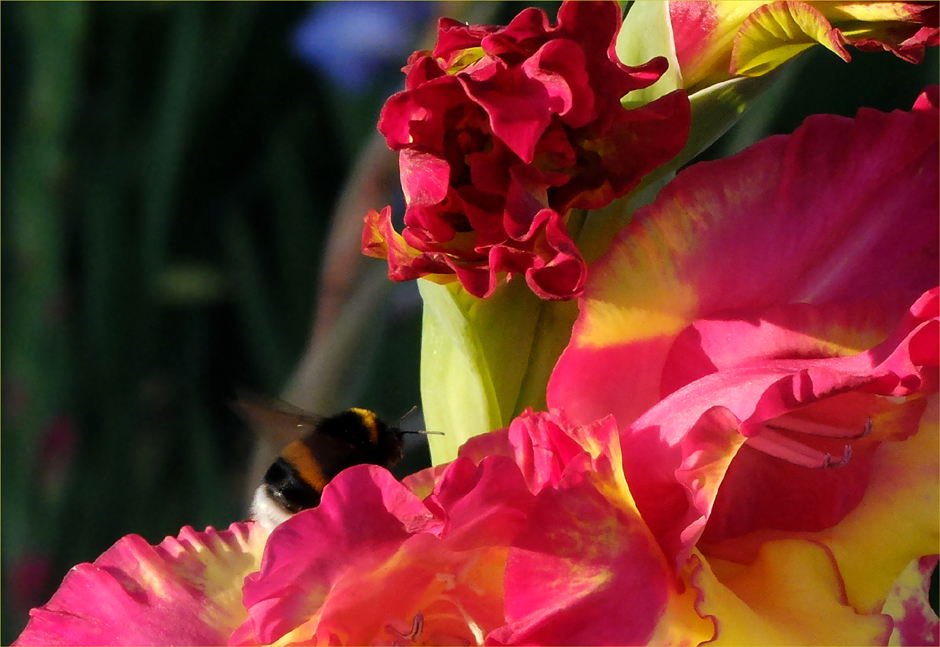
[350,407,379,445]
[281,440,328,492]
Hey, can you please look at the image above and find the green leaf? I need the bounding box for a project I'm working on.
[419,278,538,463]
[617,0,682,106]
[676,71,785,169]
[419,276,582,464]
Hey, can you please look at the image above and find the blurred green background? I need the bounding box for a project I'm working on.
[2,2,936,642]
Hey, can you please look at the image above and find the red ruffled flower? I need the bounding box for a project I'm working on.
[363,0,691,300]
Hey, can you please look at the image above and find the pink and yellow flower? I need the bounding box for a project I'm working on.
[235,410,711,645]
[11,2,939,641]
[670,1,940,91]
[363,0,690,300]
[16,411,715,645]
[548,87,939,643]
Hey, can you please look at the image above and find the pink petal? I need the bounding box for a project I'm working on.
[424,455,536,547]
[362,206,452,282]
[556,0,667,102]
[433,17,501,63]
[459,57,554,164]
[506,409,589,492]
[236,466,442,644]
[453,409,620,495]
[549,92,939,430]
[491,476,672,645]
[400,150,450,207]
[622,289,938,568]
[883,555,940,646]
[669,1,727,90]
[236,461,536,645]
[15,524,266,646]
[698,395,921,543]
[484,409,706,645]
[660,298,905,399]
[521,38,596,128]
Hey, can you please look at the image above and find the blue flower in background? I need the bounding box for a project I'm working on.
[293,2,432,93]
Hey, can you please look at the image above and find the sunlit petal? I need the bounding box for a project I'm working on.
[14,524,266,647]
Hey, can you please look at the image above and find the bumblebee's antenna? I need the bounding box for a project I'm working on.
[397,405,444,436]
[399,405,420,426]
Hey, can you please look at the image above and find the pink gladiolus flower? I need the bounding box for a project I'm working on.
[17,84,938,647]
[234,409,715,645]
[15,410,716,646]
[8,553,54,617]
[549,88,939,642]
[363,0,690,300]
[670,1,940,92]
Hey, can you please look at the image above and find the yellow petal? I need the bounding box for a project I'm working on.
[819,394,939,613]
[733,2,849,77]
[697,540,891,645]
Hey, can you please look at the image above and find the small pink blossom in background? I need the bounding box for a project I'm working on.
[363,0,690,300]
[9,554,53,617]
[38,415,78,498]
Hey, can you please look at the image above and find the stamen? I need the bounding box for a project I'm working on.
[409,611,424,641]
[385,611,424,645]
[825,445,852,468]
[764,416,873,439]
[746,427,851,469]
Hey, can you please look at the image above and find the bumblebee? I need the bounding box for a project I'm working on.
[235,394,432,530]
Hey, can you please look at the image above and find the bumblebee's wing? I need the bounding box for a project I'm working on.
[233,390,323,447]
